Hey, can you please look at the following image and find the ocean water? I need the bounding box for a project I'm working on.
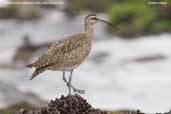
[0,11,171,113]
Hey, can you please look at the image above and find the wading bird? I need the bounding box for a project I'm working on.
[27,14,118,95]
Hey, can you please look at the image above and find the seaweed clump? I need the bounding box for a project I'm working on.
[15,94,109,114]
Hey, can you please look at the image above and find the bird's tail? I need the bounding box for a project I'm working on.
[26,63,34,68]
[30,67,45,80]
[29,63,53,80]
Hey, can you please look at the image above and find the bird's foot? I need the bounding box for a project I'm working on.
[65,82,85,94]
[73,88,85,94]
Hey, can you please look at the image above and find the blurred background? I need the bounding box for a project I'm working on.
[0,0,171,113]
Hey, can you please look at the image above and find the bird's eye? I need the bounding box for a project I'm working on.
[91,17,97,20]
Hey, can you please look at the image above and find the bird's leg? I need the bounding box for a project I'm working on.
[62,71,85,95]
[62,71,79,95]
[62,71,71,95]
[69,70,85,94]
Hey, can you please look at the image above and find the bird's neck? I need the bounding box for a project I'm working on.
[85,23,94,38]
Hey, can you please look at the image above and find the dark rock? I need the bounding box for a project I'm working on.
[12,35,52,64]
[15,94,109,114]
[121,54,167,65]
[90,52,109,64]
[0,80,47,108]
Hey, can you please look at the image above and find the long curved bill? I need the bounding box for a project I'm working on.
[96,18,119,31]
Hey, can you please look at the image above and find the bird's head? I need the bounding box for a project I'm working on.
[84,13,118,30]
[85,14,98,25]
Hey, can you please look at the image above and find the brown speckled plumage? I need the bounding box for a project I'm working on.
[27,33,92,79]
